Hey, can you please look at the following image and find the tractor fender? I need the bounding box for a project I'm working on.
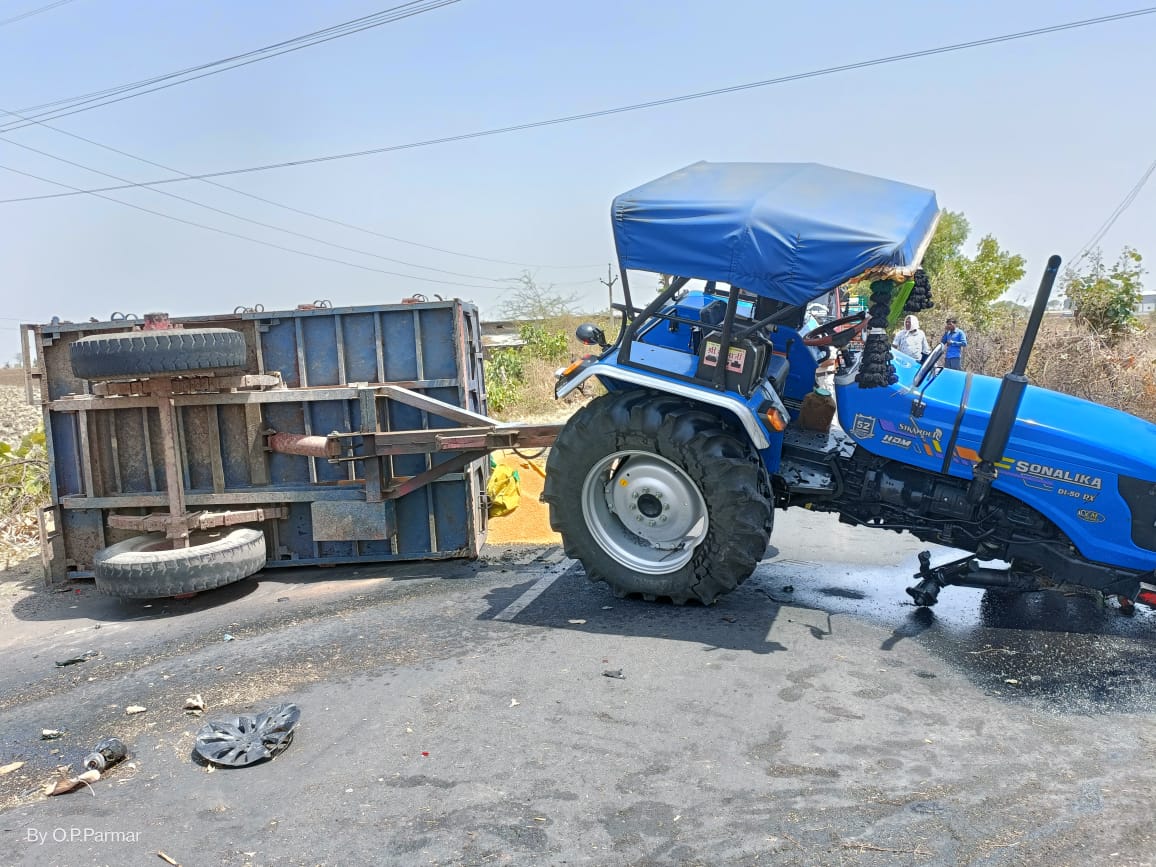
[557,362,774,450]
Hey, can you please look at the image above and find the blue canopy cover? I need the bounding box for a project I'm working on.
[612,162,940,306]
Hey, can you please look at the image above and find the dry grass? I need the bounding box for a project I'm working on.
[969,316,1156,423]
[488,313,616,422]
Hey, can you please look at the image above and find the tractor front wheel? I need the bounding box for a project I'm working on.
[543,391,772,604]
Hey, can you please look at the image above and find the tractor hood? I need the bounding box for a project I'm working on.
[612,161,941,307]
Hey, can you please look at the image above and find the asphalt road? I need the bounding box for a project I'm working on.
[1,510,1155,867]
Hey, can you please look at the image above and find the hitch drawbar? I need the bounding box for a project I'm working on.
[906,551,1039,607]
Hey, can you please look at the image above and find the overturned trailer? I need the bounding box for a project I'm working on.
[22,300,558,597]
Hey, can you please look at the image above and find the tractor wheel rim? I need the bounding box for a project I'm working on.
[581,450,708,574]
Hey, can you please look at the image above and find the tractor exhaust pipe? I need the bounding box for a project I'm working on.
[967,255,1062,504]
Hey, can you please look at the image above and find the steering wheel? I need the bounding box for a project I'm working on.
[802,311,869,347]
[912,343,946,388]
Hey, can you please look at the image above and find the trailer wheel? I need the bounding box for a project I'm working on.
[544,391,772,604]
[93,528,266,598]
[70,328,246,380]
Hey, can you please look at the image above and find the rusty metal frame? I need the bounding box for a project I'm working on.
[315,386,562,501]
[107,507,288,535]
[93,373,282,397]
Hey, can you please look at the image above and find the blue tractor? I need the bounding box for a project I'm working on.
[544,162,1156,609]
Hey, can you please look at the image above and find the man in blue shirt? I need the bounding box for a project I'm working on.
[941,317,968,370]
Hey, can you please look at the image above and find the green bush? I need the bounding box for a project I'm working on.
[1063,248,1144,342]
[0,427,49,550]
[518,323,569,363]
[484,349,525,413]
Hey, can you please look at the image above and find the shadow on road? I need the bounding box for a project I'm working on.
[477,565,813,655]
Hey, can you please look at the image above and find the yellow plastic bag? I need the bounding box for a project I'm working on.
[487,464,521,517]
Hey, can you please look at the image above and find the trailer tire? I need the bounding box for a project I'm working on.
[70,328,246,380]
[544,391,772,604]
[93,528,266,598]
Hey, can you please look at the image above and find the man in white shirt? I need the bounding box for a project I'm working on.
[892,314,931,361]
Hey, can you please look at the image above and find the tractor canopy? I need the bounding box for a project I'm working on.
[612,161,941,307]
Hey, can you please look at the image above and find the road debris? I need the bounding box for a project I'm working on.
[46,768,100,796]
[223,634,235,642]
[83,737,127,772]
[567,619,586,625]
[184,694,206,714]
[509,698,520,707]
[55,650,99,667]
[125,705,147,715]
[194,703,300,767]
[40,729,64,740]
[0,761,24,776]
[602,669,626,680]
[156,852,180,866]
[841,840,933,857]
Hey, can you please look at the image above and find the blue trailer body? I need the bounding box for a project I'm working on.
[24,300,491,581]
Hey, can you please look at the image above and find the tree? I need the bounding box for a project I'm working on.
[1062,247,1144,342]
[952,235,1026,328]
[921,210,971,281]
[914,208,1026,329]
[498,271,581,320]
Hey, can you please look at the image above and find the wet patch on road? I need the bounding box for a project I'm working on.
[750,552,1156,715]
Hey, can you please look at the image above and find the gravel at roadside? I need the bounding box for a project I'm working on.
[0,384,41,447]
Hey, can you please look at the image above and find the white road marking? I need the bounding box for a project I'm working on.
[493,559,576,622]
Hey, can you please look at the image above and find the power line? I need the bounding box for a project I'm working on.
[0,132,537,283]
[0,162,523,290]
[0,108,600,270]
[0,0,460,132]
[2,6,1151,198]
[1070,157,1156,267]
[0,0,80,28]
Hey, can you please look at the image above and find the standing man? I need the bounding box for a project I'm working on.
[941,317,968,370]
[892,314,931,361]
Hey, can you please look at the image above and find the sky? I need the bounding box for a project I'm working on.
[1,0,1154,360]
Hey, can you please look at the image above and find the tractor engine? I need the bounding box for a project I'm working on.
[870,466,975,520]
[819,451,1056,558]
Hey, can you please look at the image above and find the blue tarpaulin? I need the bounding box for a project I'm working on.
[612,162,940,306]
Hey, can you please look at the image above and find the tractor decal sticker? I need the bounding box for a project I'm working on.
[951,446,1104,497]
[952,446,1013,471]
[726,346,747,373]
[1011,461,1102,490]
[1077,509,1106,523]
[881,434,912,450]
[879,419,942,456]
[700,342,746,372]
[851,414,876,439]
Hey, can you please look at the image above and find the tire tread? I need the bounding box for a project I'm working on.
[70,328,246,380]
[93,528,266,598]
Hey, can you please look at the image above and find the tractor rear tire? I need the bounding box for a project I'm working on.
[93,527,266,598]
[543,391,772,604]
[70,328,246,381]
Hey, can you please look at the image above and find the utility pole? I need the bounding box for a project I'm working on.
[599,264,619,315]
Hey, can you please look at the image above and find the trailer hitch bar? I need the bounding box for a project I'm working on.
[906,550,1040,607]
